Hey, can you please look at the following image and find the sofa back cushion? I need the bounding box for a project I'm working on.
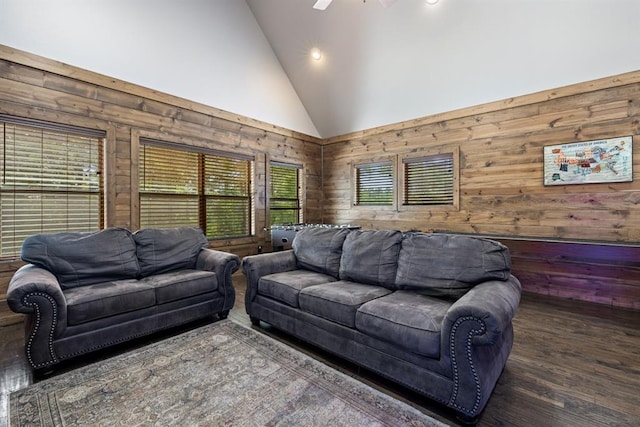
[292,227,351,278]
[395,233,511,298]
[339,229,402,288]
[134,227,208,277]
[21,228,140,289]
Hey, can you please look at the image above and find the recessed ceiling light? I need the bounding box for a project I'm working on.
[426,0,439,5]
[310,48,322,61]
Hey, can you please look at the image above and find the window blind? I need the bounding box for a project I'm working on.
[204,155,251,238]
[0,118,104,258]
[403,153,454,205]
[354,161,393,205]
[139,144,199,229]
[269,162,301,225]
[139,139,252,239]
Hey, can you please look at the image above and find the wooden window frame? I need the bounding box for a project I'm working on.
[350,156,397,211]
[268,160,303,226]
[0,115,108,259]
[132,130,256,242]
[399,146,459,212]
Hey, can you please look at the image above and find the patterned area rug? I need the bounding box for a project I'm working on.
[10,320,448,426]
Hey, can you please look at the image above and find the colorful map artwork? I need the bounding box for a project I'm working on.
[543,136,633,186]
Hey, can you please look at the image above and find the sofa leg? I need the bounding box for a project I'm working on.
[456,412,479,425]
[250,316,261,326]
[219,310,230,320]
[34,366,55,377]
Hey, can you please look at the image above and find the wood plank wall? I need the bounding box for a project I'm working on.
[321,70,640,310]
[495,237,640,310]
[0,45,323,325]
[1,45,639,325]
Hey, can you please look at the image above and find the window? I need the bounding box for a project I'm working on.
[402,150,457,208]
[354,161,394,206]
[204,154,253,239]
[269,161,301,225]
[139,139,253,239]
[0,116,104,258]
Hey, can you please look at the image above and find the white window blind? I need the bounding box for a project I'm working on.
[354,161,393,206]
[269,162,301,225]
[403,153,454,205]
[139,140,252,239]
[0,117,104,258]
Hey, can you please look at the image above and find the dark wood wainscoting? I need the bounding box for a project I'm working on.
[495,237,640,310]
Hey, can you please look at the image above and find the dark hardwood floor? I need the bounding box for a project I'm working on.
[2,273,639,426]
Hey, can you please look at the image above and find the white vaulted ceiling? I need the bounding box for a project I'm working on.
[1,0,640,139]
[247,0,640,138]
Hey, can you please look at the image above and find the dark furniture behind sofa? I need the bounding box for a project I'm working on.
[243,228,521,423]
[7,227,239,371]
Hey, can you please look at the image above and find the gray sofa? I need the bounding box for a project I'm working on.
[7,227,239,371]
[242,228,521,422]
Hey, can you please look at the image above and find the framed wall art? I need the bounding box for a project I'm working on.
[543,136,633,186]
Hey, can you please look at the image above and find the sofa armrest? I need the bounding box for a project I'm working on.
[440,274,521,418]
[443,274,521,347]
[241,250,298,312]
[196,248,240,313]
[7,264,68,326]
[7,264,68,369]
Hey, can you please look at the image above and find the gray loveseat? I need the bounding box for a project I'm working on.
[242,228,521,422]
[7,227,239,371]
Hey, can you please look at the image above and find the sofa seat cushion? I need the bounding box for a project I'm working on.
[355,290,453,358]
[21,228,140,289]
[134,227,208,277]
[395,232,511,298]
[339,229,402,289]
[64,279,155,325]
[258,270,337,308]
[141,269,218,304]
[299,281,392,328]
[292,227,351,278]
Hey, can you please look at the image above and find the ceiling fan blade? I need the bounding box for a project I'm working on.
[378,0,398,7]
[313,0,333,10]
[313,0,396,11]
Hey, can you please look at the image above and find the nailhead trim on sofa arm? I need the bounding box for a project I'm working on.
[23,292,59,369]
[448,315,485,417]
